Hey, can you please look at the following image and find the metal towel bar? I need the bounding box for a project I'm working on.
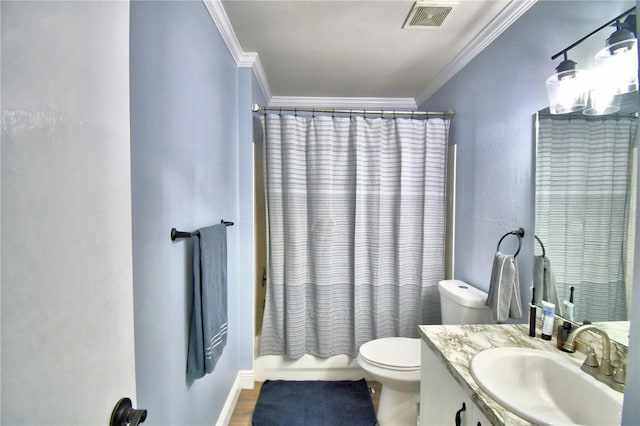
[171,220,234,241]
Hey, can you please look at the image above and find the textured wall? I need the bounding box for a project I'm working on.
[130,1,251,423]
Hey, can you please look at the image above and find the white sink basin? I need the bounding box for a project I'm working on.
[470,347,623,426]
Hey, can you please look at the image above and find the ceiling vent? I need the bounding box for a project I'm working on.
[402,1,457,29]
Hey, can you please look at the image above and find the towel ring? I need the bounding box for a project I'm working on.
[534,235,546,257]
[497,228,525,257]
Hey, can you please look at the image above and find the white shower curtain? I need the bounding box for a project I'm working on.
[259,114,450,359]
[536,116,636,322]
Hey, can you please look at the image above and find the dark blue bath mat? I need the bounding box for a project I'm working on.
[251,379,377,426]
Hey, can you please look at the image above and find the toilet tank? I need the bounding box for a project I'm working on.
[438,280,494,325]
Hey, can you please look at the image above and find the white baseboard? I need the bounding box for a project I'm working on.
[238,370,255,389]
[253,336,368,382]
[216,369,255,426]
[254,354,368,382]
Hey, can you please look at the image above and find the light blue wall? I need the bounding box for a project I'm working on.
[420,1,638,422]
[624,3,640,414]
[625,120,640,423]
[130,1,253,423]
[622,8,640,423]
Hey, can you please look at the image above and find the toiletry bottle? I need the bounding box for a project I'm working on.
[541,301,555,341]
[557,321,572,351]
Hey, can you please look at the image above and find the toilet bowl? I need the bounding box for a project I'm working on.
[357,337,421,426]
[357,280,493,425]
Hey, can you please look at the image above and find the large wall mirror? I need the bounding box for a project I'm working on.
[534,92,637,345]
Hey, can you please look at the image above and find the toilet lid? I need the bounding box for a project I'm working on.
[359,337,420,371]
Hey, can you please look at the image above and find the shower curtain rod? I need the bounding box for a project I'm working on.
[251,103,455,117]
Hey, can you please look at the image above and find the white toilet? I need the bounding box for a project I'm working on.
[357,280,494,426]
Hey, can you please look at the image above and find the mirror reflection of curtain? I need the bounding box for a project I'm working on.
[260,114,449,358]
[536,116,637,322]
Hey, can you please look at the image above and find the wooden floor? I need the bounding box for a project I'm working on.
[228,381,382,426]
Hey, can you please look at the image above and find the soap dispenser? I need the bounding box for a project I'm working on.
[557,321,573,351]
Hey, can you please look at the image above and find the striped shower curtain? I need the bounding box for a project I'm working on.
[259,114,450,359]
[536,115,636,322]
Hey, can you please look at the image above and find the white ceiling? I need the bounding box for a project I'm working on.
[220,0,536,106]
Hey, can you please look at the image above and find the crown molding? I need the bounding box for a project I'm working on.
[416,0,538,106]
[202,0,250,66]
[251,55,273,102]
[203,0,272,100]
[267,96,418,110]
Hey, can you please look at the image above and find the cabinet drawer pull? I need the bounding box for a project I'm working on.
[455,402,466,426]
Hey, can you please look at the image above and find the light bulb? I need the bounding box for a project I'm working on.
[595,38,638,95]
[546,69,593,114]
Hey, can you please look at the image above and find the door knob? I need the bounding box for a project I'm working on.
[110,397,147,426]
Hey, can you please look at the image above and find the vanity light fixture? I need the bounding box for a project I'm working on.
[546,54,592,114]
[547,7,637,115]
[594,14,638,96]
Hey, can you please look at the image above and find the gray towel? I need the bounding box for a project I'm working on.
[486,251,523,323]
[187,224,228,379]
[533,255,563,316]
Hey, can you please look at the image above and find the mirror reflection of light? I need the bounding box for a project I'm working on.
[546,69,592,114]
[585,91,619,115]
[584,80,621,115]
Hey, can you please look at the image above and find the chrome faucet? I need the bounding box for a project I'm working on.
[563,324,625,392]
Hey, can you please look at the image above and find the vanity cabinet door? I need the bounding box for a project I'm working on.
[419,341,488,426]
[470,401,490,425]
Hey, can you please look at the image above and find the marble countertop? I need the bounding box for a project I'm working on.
[418,324,587,426]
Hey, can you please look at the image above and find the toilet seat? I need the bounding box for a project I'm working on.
[359,337,420,371]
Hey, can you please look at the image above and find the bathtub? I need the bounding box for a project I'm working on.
[254,335,368,381]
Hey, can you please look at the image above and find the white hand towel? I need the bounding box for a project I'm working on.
[533,255,563,316]
[486,251,523,323]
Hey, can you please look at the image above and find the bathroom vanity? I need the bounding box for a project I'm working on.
[419,334,492,426]
[418,323,627,425]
